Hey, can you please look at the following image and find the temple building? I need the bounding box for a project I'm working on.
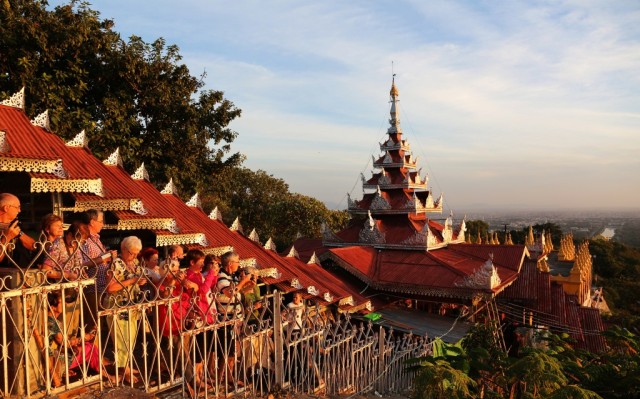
[294,78,607,351]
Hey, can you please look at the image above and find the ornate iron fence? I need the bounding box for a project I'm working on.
[0,232,431,398]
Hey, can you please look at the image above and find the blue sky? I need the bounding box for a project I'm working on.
[49,1,640,211]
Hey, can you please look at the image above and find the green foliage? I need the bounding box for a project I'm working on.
[0,0,242,193]
[412,357,476,399]
[466,220,489,240]
[202,167,349,250]
[547,385,603,399]
[589,239,640,332]
[507,351,568,397]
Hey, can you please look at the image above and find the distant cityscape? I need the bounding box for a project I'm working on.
[425,209,640,245]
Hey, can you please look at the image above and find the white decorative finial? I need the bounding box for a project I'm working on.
[160,178,178,195]
[307,286,319,296]
[264,237,277,251]
[308,252,321,265]
[103,148,123,167]
[1,87,25,109]
[209,206,222,221]
[65,130,88,148]
[287,246,299,259]
[248,228,260,243]
[230,217,243,234]
[367,210,375,229]
[0,130,10,153]
[323,292,334,303]
[131,162,149,181]
[186,192,202,209]
[31,110,50,130]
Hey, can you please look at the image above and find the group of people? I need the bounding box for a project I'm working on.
[1,192,309,393]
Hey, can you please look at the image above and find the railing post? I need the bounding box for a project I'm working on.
[377,327,385,393]
[273,291,284,387]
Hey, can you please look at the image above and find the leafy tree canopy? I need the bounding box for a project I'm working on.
[203,167,349,250]
[0,0,243,193]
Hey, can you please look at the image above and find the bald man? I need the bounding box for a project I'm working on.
[0,193,36,266]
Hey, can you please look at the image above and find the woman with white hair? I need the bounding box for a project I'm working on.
[105,236,147,384]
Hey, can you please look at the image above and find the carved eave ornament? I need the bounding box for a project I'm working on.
[264,237,277,251]
[287,246,300,259]
[186,192,202,210]
[307,286,319,296]
[131,163,149,181]
[254,267,280,279]
[129,198,149,215]
[307,252,321,265]
[457,219,467,243]
[339,296,355,307]
[291,278,303,290]
[209,206,222,221]
[230,217,243,234]
[424,192,434,208]
[1,87,25,109]
[31,110,51,131]
[65,130,89,148]
[370,186,391,210]
[248,228,260,243]
[456,255,502,290]
[202,245,234,256]
[359,211,385,244]
[239,258,258,269]
[31,177,103,197]
[156,232,208,247]
[322,223,343,243]
[425,224,440,250]
[0,130,10,153]
[117,217,177,232]
[323,292,334,303]
[103,148,123,168]
[161,178,179,195]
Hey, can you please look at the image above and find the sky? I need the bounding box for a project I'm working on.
[48,0,640,212]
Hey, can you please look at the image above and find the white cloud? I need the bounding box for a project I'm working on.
[47,0,640,209]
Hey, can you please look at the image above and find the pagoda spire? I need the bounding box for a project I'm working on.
[388,75,401,135]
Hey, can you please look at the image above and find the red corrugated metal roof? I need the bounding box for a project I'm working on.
[565,295,585,345]
[326,245,525,295]
[536,272,552,314]
[500,258,538,302]
[578,307,607,353]
[0,104,141,200]
[551,283,567,325]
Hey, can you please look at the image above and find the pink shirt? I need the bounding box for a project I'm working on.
[185,269,218,324]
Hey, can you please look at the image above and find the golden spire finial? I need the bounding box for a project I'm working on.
[390,74,399,97]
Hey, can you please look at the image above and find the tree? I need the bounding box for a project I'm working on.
[466,220,489,241]
[202,167,349,250]
[0,0,242,193]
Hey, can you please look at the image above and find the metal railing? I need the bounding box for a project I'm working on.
[0,232,431,398]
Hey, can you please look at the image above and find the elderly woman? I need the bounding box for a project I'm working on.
[40,217,83,282]
[105,236,147,384]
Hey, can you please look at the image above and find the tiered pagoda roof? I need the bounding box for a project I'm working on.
[311,78,529,298]
[325,78,464,251]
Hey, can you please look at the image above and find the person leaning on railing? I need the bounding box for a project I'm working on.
[216,251,252,388]
[39,218,85,282]
[105,235,146,384]
[0,193,36,267]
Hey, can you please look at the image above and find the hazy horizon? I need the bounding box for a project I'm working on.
[47,1,640,212]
